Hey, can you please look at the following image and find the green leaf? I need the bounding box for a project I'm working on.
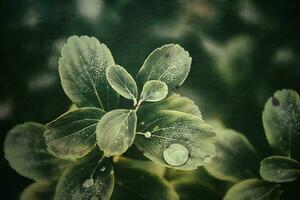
[260,156,300,183]
[54,151,114,200]
[224,179,281,200]
[106,65,138,104]
[137,44,191,91]
[20,182,56,200]
[59,35,119,110]
[135,110,216,170]
[137,94,202,125]
[262,89,300,157]
[4,122,70,181]
[96,109,137,156]
[111,158,179,200]
[140,80,168,102]
[45,107,105,160]
[205,128,260,182]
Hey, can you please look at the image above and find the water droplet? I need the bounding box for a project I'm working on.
[100,166,106,172]
[141,122,145,125]
[204,156,211,163]
[144,131,151,138]
[163,143,189,166]
[83,178,94,188]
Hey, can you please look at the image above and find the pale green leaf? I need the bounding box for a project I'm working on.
[262,89,300,157]
[140,80,168,102]
[205,128,260,182]
[135,110,216,170]
[20,182,56,200]
[96,109,137,156]
[111,157,179,200]
[54,151,114,200]
[45,107,105,160]
[137,44,191,91]
[260,156,300,183]
[106,65,138,103]
[137,94,202,126]
[59,35,119,110]
[4,122,70,181]
[224,179,281,200]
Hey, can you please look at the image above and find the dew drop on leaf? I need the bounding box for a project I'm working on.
[204,156,211,163]
[144,131,152,138]
[163,143,189,166]
[82,178,94,188]
[100,166,106,172]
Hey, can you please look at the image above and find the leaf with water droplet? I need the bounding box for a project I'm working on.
[20,181,56,200]
[54,150,114,200]
[111,157,179,200]
[262,89,300,157]
[136,44,191,91]
[140,80,168,102]
[224,179,281,200]
[204,127,260,182]
[96,109,137,156]
[106,65,138,104]
[4,122,70,181]
[135,110,216,170]
[44,107,105,160]
[260,156,300,183]
[59,36,119,110]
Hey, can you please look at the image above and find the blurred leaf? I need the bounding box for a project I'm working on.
[111,157,179,200]
[59,35,119,110]
[45,107,104,160]
[106,65,138,104]
[4,122,70,182]
[260,156,300,183]
[137,44,191,91]
[205,128,260,182]
[96,109,137,156]
[20,182,56,200]
[54,151,114,200]
[262,89,300,157]
[224,179,281,200]
[135,110,216,170]
[140,80,168,103]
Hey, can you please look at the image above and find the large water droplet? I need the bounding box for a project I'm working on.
[83,178,94,188]
[163,143,189,166]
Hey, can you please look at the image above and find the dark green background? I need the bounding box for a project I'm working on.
[1,0,300,199]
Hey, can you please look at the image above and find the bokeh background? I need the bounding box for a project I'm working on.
[1,0,300,199]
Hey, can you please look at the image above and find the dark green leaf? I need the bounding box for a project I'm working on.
[137,44,191,91]
[262,89,300,157]
[54,151,114,200]
[106,65,138,104]
[224,179,281,200]
[205,128,260,182]
[260,156,300,183]
[140,80,168,102]
[135,110,216,170]
[20,182,56,200]
[96,109,137,156]
[4,122,70,181]
[45,107,105,160]
[111,158,179,200]
[59,35,119,110]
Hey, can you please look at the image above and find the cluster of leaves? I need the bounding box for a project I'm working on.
[205,89,300,199]
[4,36,216,199]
